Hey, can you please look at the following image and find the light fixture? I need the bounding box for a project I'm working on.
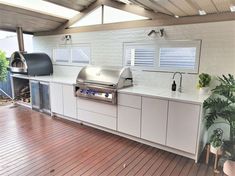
[230,5,235,12]
[64,35,71,41]
[199,10,206,15]
[118,0,131,4]
[148,29,165,38]
[174,15,179,18]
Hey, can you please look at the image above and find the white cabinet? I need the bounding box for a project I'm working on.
[118,93,141,109]
[118,106,141,137]
[78,109,116,130]
[63,85,77,119]
[77,98,117,130]
[77,98,116,117]
[166,101,200,154]
[141,97,168,145]
[50,83,63,115]
[50,83,77,119]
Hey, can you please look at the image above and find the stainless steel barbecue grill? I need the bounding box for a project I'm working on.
[74,65,133,104]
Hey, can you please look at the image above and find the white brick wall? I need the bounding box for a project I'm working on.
[33,20,235,92]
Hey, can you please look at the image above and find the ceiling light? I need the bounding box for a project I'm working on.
[119,0,131,4]
[230,5,235,12]
[118,0,131,4]
[199,10,206,15]
[174,15,179,18]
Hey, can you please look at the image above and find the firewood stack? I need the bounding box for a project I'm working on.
[19,86,30,103]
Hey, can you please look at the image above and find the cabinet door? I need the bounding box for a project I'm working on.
[118,106,141,137]
[50,83,63,115]
[30,80,40,110]
[167,101,200,154]
[63,84,76,119]
[40,82,51,114]
[141,97,168,145]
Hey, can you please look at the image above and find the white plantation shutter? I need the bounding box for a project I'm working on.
[53,44,91,65]
[124,43,155,67]
[124,40,201,73]
[71,45,90,64]
[159,47,197,69]
[53,48,70,62]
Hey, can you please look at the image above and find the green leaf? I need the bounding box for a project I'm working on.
[0,49,9,82]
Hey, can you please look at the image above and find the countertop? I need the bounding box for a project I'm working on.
[118,86,209,105]
[11,74,209,104]
[11,74,76,85]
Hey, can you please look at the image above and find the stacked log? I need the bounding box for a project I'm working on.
[19,86,30,103]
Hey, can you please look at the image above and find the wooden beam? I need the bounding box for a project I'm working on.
[0,27,33,34]
[55,0,172,31]
[35,12,235,36]
[44,0,85,11]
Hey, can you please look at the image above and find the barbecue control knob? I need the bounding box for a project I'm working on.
[80,89,84,93]
[105,93,109,98]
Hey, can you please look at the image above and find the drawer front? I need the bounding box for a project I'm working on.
[78,109,116,130]
[77,98,117,117]
[118,93,141,109]
[118,105,141,137]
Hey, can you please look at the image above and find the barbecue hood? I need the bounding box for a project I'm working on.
[76,65,133,88]
[74,65,133,104]
[9,51,53,76]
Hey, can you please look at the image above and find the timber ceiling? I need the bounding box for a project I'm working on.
[0,0,235,34]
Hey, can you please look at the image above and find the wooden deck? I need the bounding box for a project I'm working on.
[0,105,225,176]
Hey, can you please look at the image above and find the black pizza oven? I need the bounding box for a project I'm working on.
[9,51,53,76]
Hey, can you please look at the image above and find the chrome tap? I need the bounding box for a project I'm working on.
[172,72,183,93]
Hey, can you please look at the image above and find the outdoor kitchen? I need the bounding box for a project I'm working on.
[0,0,235,175]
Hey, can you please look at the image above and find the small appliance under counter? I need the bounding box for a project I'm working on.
[30,80,51,114]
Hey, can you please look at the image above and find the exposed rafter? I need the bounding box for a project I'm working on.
[35,11,235,36]
[55,0,172,31]
[100,0,168,19]
[44,0,86,11]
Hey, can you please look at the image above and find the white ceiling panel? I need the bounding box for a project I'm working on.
[212,0,231,12]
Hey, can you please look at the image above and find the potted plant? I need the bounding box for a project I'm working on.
[209,128,223,155]
[203,74,235,175]
[198,73,211,94]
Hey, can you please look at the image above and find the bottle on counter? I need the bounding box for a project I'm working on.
[172,80,176,91]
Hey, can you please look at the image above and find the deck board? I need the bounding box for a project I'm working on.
[0,105,225,176]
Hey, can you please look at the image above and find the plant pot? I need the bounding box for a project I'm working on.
[199,87,210,95]
[210,145,223,155]
[223,160,235,176]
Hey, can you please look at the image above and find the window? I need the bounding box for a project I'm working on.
[53,44,91,65]
[71,46,90,64]
[70,5,148,27]
[70,7,102,27]
[103,6,147,24]
[158,41,201,73]
[53,48,70,63]
[123,40,201,73]
[124,43,156,68]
